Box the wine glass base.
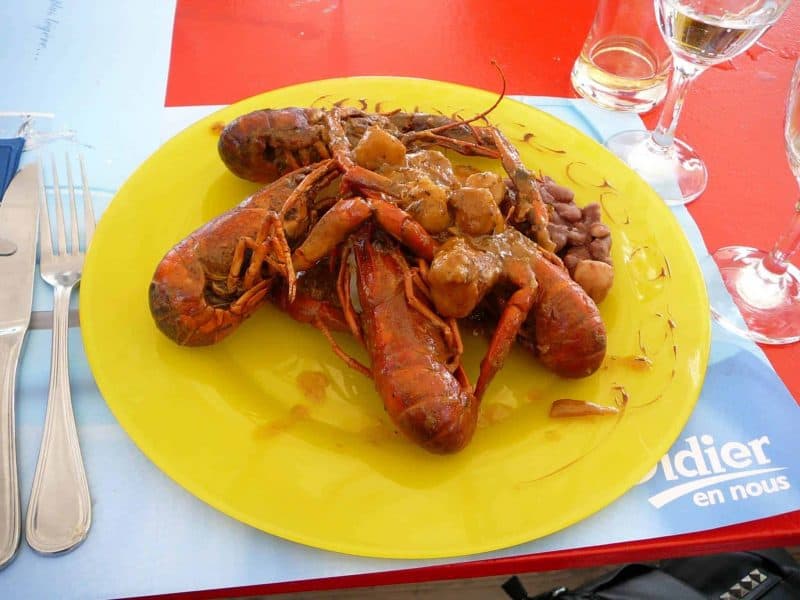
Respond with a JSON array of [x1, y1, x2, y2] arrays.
[[708, 245, 800, 345], [605, 130, 708, 206]]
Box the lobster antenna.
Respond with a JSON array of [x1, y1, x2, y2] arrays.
[[467, 59, 507, 125], [416, 60, 507, 137]]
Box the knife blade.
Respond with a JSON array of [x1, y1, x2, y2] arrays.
[[0, 163, 40, 569]]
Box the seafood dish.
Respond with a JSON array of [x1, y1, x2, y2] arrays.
[[148, 101, 615, 454]]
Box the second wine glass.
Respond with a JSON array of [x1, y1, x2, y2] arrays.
[[707, 58, 800, 345], [605, 0, 791, 206]]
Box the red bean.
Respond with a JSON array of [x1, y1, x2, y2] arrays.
[[555, 202, 582, 223], [543, 179, 575, 203], [567, 229, 588, 245], [589, 237, 611, 261], [589, 222, 610, 238]]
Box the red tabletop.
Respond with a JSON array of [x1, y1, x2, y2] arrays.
[[163, 0, 800, 594]]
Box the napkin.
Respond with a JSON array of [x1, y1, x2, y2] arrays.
[[0, 138, 25, 199]]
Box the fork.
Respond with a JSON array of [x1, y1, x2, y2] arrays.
[[25, 154, 94, 555]]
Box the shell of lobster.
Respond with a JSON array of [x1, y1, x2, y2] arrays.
[[217, 106, 499, 183], [344, 227, 478, 453]]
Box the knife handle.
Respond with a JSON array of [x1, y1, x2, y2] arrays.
[[0, 332, 23, 569], [26, 285, 91, 555]]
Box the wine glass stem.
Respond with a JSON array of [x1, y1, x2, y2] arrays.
[[651, 58, 706, 149], [762, 200, 800, 276]]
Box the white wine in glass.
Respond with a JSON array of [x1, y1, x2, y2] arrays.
[[606, 0, 791, 206], [709, 58, 800, 344]]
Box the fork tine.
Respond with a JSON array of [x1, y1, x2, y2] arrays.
[[37, 159, 53, 259], [79, 154, 95, 247], [65, 155, 80, 255], [50, 155, 67, 256]]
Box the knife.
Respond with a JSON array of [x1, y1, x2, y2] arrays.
[[0, 163, 40, 568]]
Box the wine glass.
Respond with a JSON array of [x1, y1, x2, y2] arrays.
[[708, 58, 800, 344], [605, 0, 791, 206]]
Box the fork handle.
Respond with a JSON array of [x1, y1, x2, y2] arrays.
[[26, 285, 91, 554], [0, 332, 23, 568]]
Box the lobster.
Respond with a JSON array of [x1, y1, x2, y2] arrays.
[[270, 226, 477, 454], [148, 170, 440, 347], [149, 161, 341, 345], [420, 227, 605, 397], [217, 105, 555, 252], [217, 106, 500, 184], [337, 226, 478, 454]]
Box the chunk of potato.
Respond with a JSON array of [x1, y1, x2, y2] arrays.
[[353, 125, 406, 170], [450, 187, 504, 236], [573, 259, 614, 304], [465, 171, 506, 205], [406, 177, 451, 234]]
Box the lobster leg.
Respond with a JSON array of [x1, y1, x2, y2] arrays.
[[341, 164, 405, 198], [278, 158, 338, 222], [292, 189, 438, 273], [314, 318, 373, 379], [259, 212, 295, 292], [225, 210, 297, 301], [271, 266, 351, 333], [490, 128, 555, 253], [400, 265, 457, 357], [287, 108, 441, 273], [335, 245, 361, 344], [366, 193, 438, 261], [322, 105, 454, 262], [474, 285, 536, 400], [400, 130, 500, 158], [228, 278, 272, 318], [278, 292, 349, 332], [322, 108, 356, 171], [273, 249, 371, 377], [340, 167, 439, 260], [292, 196, 372, 271]]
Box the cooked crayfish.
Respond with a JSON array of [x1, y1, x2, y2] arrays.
[[423, 227, 606, 387], [219, 105, 556, 252], [218, 106, 500, 183], [149, 161, 340, 345], [339, 227, 478, 453], [149, 100, 614, 453]]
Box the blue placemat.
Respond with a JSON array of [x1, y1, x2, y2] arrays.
[[1, 97, 798, 600]]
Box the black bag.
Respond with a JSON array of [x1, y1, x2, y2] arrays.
[[502, 548, 800, 600]]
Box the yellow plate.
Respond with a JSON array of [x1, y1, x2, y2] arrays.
[[80, 77, 710, 559]]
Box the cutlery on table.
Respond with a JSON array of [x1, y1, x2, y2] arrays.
[[0, 164, 41, 568], [25, 155, 94, 555]]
